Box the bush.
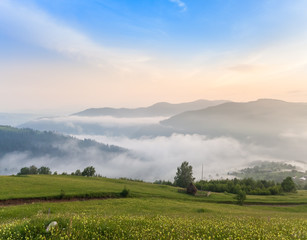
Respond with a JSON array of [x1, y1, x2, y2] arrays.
[[59, 189, 65, 199], [120, 187, 130, 198], [187, 183, 197, 195], [235, 190, 246, 206]]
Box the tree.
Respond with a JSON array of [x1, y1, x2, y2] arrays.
[[18, 167, 30, 175], [74, 169, 82, 176], [38, 166, 51, 175], [29, 165, 38, 174], [82, 166, 96, 177], [174, 161, 194, 188], [236, 190, 246, 205], [281, 176, 296, 192]]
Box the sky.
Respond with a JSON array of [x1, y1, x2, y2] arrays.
[[1, 0, 307, 113]]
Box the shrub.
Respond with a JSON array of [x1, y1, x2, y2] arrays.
[[120, 187, 130, 198], [235, 190, 246, 206], [59, 189, 65, 199], [187, 183, 197, 195]]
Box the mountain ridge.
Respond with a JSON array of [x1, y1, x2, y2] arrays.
[[160, 98, 307, 139], [73, 99, 229, 117]]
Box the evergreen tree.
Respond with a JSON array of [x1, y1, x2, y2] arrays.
[[174, 161, 194, 188]]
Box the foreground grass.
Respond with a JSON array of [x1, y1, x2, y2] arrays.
[[0, 175, 306, 239], [1, 214, 306, 240]]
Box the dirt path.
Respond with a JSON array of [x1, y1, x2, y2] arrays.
[[0, 196, 116, 207]]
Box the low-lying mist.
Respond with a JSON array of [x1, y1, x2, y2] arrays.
[[20, 115, 168, 136], [7, 111, 307, 181], [4, 99, 307, 182], [1, 131, 292, 181], [72, 133, 306, 181]]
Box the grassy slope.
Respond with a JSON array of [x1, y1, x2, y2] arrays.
[[1, 175, 307, 204], [0, 175, 306, 239], [0, 175, 306, 220]]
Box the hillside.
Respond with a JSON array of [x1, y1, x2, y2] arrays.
[[161, 99, 307, 137], [229, 161, 307, 186], [73, 99, 228, 117], [0, 126, 124, 157], [0, 126, 127, 175], [1, 175, 306, 204], [159, 99, 307, 165]]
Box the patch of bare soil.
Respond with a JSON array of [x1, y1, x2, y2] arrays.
[[0, 196, 115, 206]]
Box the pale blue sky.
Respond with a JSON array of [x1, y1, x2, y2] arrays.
[[0, 0, 307, 112]]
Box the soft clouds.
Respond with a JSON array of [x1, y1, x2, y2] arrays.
[[0, 0, 150, 67], [0, 132, 273, 181], [33, 115, 166, 127], [169, 0, 187, 12], [1, 130, 306, 181], [73, 134, 294, 181], [21, 115, 168, 136], [1, 0, 307, 112]]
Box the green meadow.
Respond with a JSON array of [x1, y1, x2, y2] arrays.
[[0, 175, 306, 239]]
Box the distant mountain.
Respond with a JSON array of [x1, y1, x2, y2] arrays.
[[161, 99, 307, 162], [19, 100, 228, 137], [161, 99, 307, 138], [0, 126, 127, 175], [73, 100, 229, 117]]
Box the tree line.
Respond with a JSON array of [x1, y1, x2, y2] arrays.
[[194, 177, 296, 195], [17, 165, 96, 177], [154, 161, 297, 195]]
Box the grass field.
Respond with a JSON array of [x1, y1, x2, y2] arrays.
[[0, 175, 306, 239]]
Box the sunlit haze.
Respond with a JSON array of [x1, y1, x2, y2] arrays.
[[1, 0, 307, 113]]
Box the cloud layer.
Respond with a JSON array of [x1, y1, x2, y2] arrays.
[[73, 133, 305, 181], [1, 129, 306, 181]]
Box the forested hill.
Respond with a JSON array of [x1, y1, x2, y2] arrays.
[[0, 126, 125, 158]]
